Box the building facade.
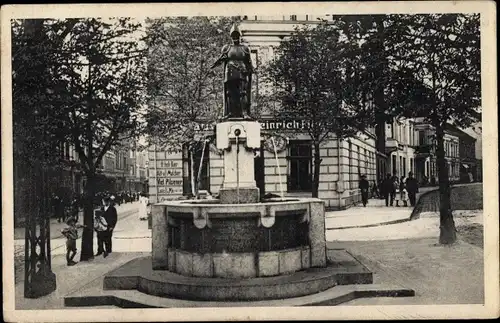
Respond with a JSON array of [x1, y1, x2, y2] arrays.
[[146, 16, 480, 208], [413, 119, 462, 185], [384, 118, 419, 181], [147, 16, 377, 210]]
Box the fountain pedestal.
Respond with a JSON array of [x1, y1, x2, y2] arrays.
[[216, 120, 260, 204]]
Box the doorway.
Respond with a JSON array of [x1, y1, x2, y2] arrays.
[[288, 141, 312, 192]]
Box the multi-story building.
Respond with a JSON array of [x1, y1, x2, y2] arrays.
[[413, 119, 462, 185], [446, 124, 479, 182], [461, 122, 482, 182], [96, 145, 148, 193], [148, 15, 377, 210], [384, 118, 419, 181], [15, 137, 148, 226]]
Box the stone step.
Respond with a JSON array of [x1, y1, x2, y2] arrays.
[[100, 255, 371, 301], [97, 248, 375, 302], [65, 283, 415, 308]]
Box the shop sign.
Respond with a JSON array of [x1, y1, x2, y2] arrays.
[[260, 119, 311, 131], [191, 120, 312, 132]]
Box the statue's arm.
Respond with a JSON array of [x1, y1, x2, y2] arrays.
[[211, 45, 230, 69], [243, 45, 254, 74]]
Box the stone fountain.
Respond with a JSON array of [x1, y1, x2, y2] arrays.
[[64, 23, 414, 308]]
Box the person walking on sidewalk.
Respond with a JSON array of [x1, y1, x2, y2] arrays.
[[102, 196, 118, 255], [405, 172, 419, 207], [61, 217, 86, 266], [381, 174, 395, 207], [371, 180, 379, 198], [359, 175, 370, 207], [94, 209, 108, 257], [138, 193, 149, 220], [52, 193, 64, 223]]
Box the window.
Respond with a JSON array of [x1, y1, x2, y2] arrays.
[[410, 158, 414, 175], [419, 130, 425, 145], [288, 141, 312, 192], [65, 142, 71, 159], [392, 155, 397, 176], [399, 156, 403, 176], [403, 157, 406, 177], [290, 15, 297, 21]]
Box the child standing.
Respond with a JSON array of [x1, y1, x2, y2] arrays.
[[61, 217, 86, 266]]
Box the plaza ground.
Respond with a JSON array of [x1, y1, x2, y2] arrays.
[[13, 188, 484, 309]]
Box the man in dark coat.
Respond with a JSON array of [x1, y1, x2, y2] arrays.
[[359, 174, 370, 207], [382, 173, 396, 207], [101, 196, 118, 256], [405, 172, 419, 207]]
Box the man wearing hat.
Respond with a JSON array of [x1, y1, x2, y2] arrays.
[[101, 196, 118, 256], [359, 174, 370, 207]]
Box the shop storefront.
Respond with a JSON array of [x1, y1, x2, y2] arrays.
[[148, 119, 377, 210]]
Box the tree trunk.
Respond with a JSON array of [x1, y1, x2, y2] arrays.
[[435, 125, 456, 244], [312, 143, 321, 198], [80, 170, 95, 261]]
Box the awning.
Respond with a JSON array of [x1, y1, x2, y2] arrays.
[[462, 164, 469, 169]]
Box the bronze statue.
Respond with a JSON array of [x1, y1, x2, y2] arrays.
[[211, 23, 254, 119]]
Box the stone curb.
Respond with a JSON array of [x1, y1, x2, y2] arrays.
[[326, 217, 411, 231]]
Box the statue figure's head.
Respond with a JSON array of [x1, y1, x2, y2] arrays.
[[230, 23, 241, 44]]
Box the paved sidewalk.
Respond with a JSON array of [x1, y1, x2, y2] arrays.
[[324, 185, 472, 230], [16, 236, 485, 309], [328, 238, 484, 305], [16, 251, 148, 309], [14, 202, 142, 284], [327, 210, 483, 241], [14, 201, 141, 241], [325, 199, 413, 230]]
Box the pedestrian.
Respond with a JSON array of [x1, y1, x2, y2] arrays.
[[110, 194, 116, 207], [61, 217, 86, 266], [101, 196, 118, 255], [69, 197, 79, 222], [396, 175, 407, 207], [381, 173, 395, 207], [390, 174, 399, 205], [138, 193, 149, 220], [371, 180, 379, 198], [405, 172, 419, 207], [51, 193, 60, 221], [94, 209, 109, 257], [359, 175, 370, 207]]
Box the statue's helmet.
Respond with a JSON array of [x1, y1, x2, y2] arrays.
[[230, 23, 241, 40]]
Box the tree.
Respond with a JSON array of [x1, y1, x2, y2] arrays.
[[145, 16, 234, 197], [263, 21, 375, 198], [12, 19, 82, 233], [384, 14, 481, 244], [13, 18, 148, 260]]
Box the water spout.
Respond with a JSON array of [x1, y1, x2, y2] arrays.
[[271, 137, 285, 201], [235, 132, 240, 204], [195, 138, 209, 199]]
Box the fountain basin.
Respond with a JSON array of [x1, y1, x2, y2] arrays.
[[152, 198, 327, 278]]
